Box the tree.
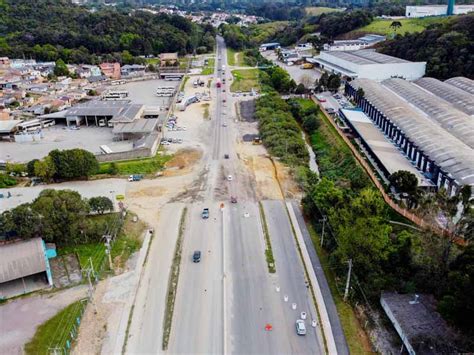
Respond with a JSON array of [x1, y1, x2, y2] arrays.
[[48, 149, 98, 180], [27, 159, 39, 176], [34, 156, 56, 182], [390, 21, 402, 31], [54, 59, 69, 77], [438, 245, 474, 332], [31, 189, 90, 245], [302, 114, 320, 133], [109, 162, 119, 175], [356, 87, 365, 98], [389, 170, 418, 194], [0, 203, 42, 239], [89, 196, 114, 215], [327, 74, 341, 92], [295, 83, 305, 95]]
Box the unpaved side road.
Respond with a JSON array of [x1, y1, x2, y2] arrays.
[[125, 203, 185, 354]]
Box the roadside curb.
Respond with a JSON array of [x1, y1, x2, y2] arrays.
[[286, 202, 338, 355]]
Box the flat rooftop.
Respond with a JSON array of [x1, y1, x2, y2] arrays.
[[341, 109, 433, 187]]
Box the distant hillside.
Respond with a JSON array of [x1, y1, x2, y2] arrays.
[[377, 13, 474, 79], [305, 6, 343, 16], [0, 0, 215, 64], [347, 16, 453, 37]]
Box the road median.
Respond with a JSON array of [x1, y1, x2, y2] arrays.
[[162, 207, 188, 350]]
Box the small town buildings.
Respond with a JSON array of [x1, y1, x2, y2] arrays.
[[324, 34, 386, 51], [99, 62, 121, 80], [259, 42, 281, 51], [121, 64, 146, 77]]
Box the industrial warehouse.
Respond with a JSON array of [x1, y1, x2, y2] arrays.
[[345, 77, 474, 196], [313, 49, 426, 81]]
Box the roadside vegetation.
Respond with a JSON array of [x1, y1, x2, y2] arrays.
[[0, 173, 17, 188], [258, 202, 276, 273], [230, 69, 260, 92], [201, 57, 215, 75], [97, 152, 171, 176], [226, 48, 245, 66], [24, 299, 87, 355]]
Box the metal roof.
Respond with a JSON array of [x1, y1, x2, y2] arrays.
[[66, 100, 143, 122], [444, 77, 474, 95], [414, 77, 474, 116], [112, 119, 158, 134], [382, 78, 474, 149], [0, 238, 46, 283], [325, 50, 410, 65], [0, 120, 20, 134], [351, 79, 474, 186]]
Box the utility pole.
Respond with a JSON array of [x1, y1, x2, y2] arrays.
[[320, 216, 327, 247], [104, 235, 113, 270], [344, 259, 353, 302]]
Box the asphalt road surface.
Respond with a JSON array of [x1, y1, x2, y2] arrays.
[[132, 36, 326, 355]]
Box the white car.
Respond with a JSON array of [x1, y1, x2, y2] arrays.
[[161, 141, 171, 145], [223, 123, 227, 127], [227, 175, 233, 181], [300, 312, 307, 320], [296, 320, 306, 336]]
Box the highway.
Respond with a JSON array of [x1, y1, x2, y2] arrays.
[[129, 36, 326, 355]]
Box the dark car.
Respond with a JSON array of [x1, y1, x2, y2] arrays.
[[231, 196, 237, 203], [224, 154, 229, 159], [193, 250, 201, 263]]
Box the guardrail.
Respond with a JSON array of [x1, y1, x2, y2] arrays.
[[314, 98, 466, 246]]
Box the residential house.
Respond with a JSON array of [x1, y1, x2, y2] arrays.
[[100, 62, 121, 80]]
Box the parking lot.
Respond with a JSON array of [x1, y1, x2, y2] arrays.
[[0, 125, 133, 163], [261, 51, 322, 85]]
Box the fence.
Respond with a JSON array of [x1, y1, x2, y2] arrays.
[[314, 98, 466, 246]]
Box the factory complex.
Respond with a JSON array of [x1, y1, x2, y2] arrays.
[[344, 76, 474, 196]]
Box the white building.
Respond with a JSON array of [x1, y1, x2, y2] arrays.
[[324, 34, 386, 51], [313, 50, 426, 81], [406, 5, 474, 17]]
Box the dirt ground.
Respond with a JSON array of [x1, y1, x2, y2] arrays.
[[163, 148, 203, 177]]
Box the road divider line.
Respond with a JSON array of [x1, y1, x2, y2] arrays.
[[161, 206, 188, 351], [286, 202, 337, 355], [258, 202, 276, 273]]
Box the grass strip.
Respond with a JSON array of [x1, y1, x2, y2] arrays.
[[258, 202, 276, 273], [162, 207, 187, 350], [25, 299, 86, 355], [306, 223, 373, 354], [97, 153, 172, 176]]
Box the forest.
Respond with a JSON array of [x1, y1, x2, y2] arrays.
[[377, 13, 474, 79], [0, 0, 216, 64]]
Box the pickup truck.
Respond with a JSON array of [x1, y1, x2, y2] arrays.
[[202, 208, 209, 219], [128, 174, 143, 182]]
